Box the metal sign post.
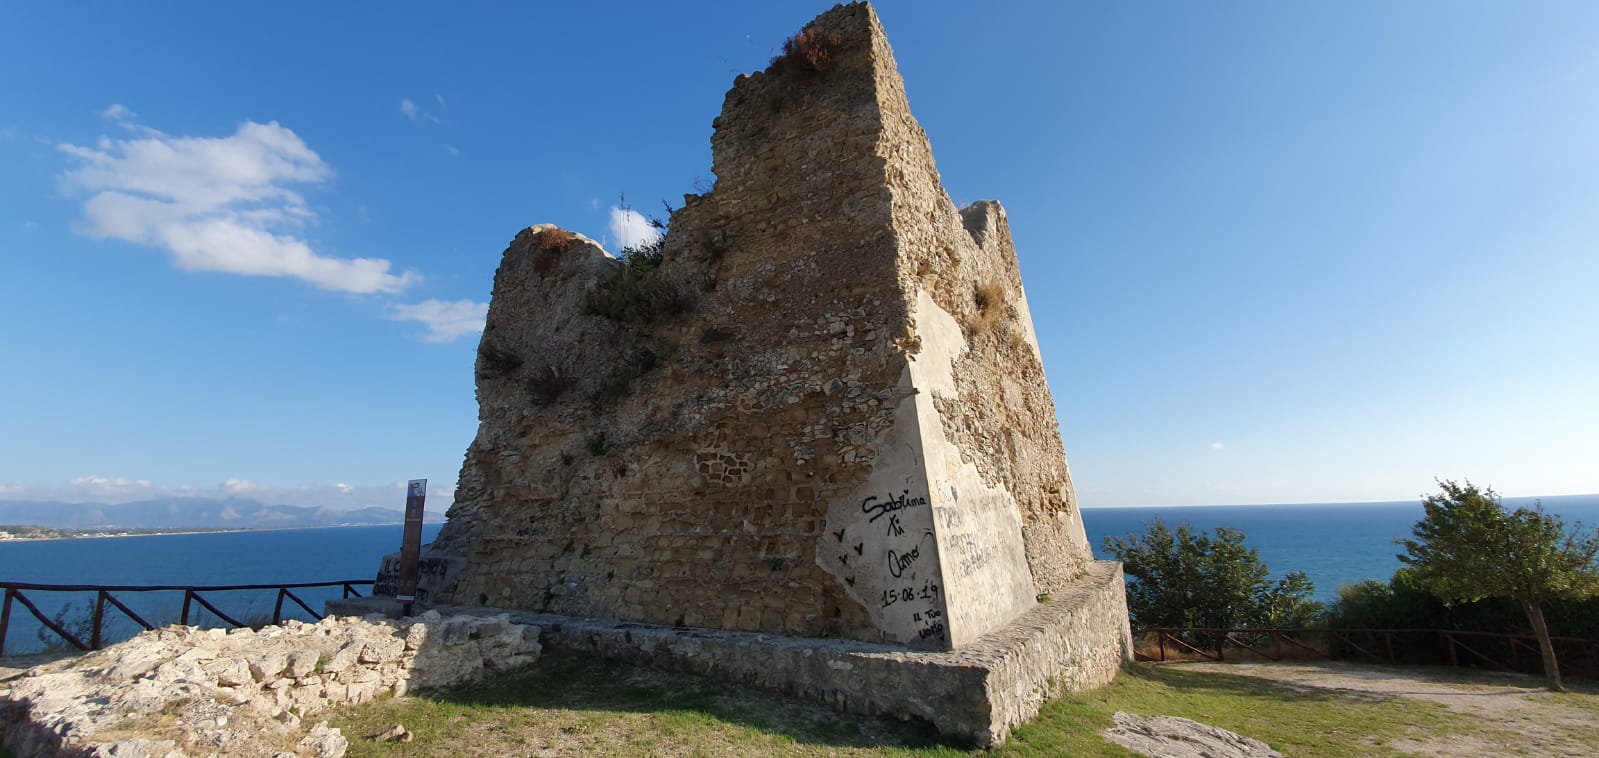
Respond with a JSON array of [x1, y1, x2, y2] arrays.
[[396, 479, 426, 612]]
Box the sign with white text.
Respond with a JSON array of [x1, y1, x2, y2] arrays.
[[395, 479, 427, 605]]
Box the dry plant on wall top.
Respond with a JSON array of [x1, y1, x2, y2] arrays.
[[538, 227, 577, 253], [773, 28, 846, 73]]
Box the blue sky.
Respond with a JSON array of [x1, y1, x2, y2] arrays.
[[2, 2, 1595, 509]]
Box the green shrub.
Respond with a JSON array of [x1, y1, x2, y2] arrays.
[[1104, 518, 1323, 636]]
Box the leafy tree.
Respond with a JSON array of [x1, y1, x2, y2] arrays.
[[1399, 480, 1599, 691], [1104, 518, 1323, 634]]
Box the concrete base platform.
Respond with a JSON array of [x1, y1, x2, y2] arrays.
[[366, 560, 1130, 746]]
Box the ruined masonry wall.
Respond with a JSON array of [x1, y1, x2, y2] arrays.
[[429, 1, 1100, 650], [1, 613, 542, 758]]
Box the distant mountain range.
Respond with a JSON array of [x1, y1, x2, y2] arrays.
[[0, 497, 446, 530]]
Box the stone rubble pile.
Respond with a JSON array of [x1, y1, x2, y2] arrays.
[[1, 611, 541, 757]]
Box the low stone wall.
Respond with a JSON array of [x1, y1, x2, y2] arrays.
[[473, 559, 1131, 746], [1, 612, 541, 758]]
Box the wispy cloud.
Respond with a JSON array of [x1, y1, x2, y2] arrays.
[[400, 97, 442, 123], [21, 220, 39, 232], [69, 475, 155, 498], [223, 478, 260, 494], [100, 103, 136, 121], [444, 145, 461, 157], [57, 109, 419, 294], [1210, 442, 1226, 451], [608, 206, 661, 252], [388, 298, 489, 343]]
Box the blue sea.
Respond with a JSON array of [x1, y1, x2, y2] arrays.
[[1081, 494, 1599, 603], [2, 495, 1596, 655], [0, 524, 443, 656]]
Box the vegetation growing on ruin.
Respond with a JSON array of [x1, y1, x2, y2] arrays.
[[969, 279, 1007, 335], [536, 227, 577, 254], [583, 212, 699, 323], [773, 28, 846, 73], [476, 343, 522, 379]]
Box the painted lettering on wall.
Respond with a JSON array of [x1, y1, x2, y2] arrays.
[[827, 487, 948, 645], [950, 533, 993, 578], [861, 490, 929, 523], [887, 545, 919, 578]]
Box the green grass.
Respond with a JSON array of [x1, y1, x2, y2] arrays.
[[328, 657, 1553, 757], [1009, 664, 1483, 757]]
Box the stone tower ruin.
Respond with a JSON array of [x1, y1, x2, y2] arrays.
[[412, 2, 1130, 742]]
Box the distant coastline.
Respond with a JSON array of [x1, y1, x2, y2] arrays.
[[0, 522, 410, 543], [1079, 493, 1599, 510]]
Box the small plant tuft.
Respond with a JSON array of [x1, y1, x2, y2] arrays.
[[970, 279, 1006, 334], [477, 343, 523, 379], [773, 28, 846, 73], [36, 601, 95, 652], [537, 227, 577, 254]]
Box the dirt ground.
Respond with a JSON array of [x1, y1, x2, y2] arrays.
[[1175, 661, 1599, 758]]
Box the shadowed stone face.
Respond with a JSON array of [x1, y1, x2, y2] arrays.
[[429, 1, 1101, 651]]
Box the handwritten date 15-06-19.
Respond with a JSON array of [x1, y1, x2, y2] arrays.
[[880, 580, 940, 609]]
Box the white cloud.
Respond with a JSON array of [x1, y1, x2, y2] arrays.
[[1210, 442, 1226, 451], [400, 97, 441, 123], [434, 94, 446, 107], [335, 482, 353, 494], [21, 220, 39, 232], [223, 478, 259, 494], [0, 482, 23, 495], [388, 298, 489, 343], [100, 103, 136, 121], [608, 206, 661, 252], [444, 145, 460, 157], [69, 475, 155, 497], [58, 113, 418, 294]]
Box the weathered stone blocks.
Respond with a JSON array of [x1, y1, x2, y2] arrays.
[[0, 613, 541, 758]]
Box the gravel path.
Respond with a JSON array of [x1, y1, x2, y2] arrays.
[[1175, 661, 1598, 757]]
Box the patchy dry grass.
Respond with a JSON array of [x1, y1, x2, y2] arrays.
[[324, 656, 1596, 757], [331, 655, 956, 757]]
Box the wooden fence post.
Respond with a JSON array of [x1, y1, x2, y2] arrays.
[[91, 590, 107, 649], [0, 587, 13, 657]]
